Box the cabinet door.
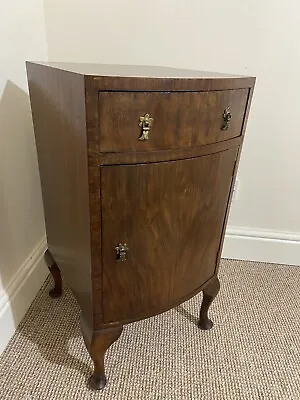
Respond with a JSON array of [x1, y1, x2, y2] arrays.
[[101, 148, 237, 323]]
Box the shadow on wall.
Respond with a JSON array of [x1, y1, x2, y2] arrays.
[[0, 80, 45, 334]]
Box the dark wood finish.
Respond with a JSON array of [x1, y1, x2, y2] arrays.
[[97, 136, 241, 166], [26, 63, 93, 327], [90, 74, 254, 92], [215, 86, 255, 275], [29, 62, 252, 79], [31, 62, 255, 91], [27, 61, 255, 390], [88, 328, 123, 390], [198, 276, 220, 330], [81, 315, 123, 390], [44, 249, 62, 298], [98, 90, 248, 152], [101, 149, 237, 324], [88, 327, 123, 390]]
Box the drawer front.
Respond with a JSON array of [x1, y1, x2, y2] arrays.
[[101, 148, 237, 323], [98, 89, 248, 152]]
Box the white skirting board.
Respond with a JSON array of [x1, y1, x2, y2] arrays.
[[0, 237, 48, 354], [222, 227, 300, 266]]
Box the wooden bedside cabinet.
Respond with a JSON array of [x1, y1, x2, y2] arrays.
[[26, 62, 255, 390]]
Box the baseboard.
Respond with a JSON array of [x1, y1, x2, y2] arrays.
[[0, 237, 48, 353], [222, 227, 300, 266]]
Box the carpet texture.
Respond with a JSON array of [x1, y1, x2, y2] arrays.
[[0, 259, 299, 400]]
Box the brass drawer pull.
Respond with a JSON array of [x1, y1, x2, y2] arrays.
[[138, 113, 153, 140], [221, 107, 232, 131], [115, 243, 129, 262]]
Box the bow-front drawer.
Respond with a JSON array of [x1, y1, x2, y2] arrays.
[[98, 89, 249, 153]]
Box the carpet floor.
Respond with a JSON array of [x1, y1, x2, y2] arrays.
[[0, 259, 299, 399]]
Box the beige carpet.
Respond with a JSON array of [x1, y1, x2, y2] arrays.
[[0, 259, 299, 400]]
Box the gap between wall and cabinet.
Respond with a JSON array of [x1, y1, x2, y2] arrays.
[[0, 236, 48, 353]]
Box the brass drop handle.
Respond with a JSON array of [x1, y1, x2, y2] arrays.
[[115, 243, 129, 262], [138, 113, 153, 140], [221, 107, 232, 130]]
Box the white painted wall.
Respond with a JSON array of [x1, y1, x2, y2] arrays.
[[0, 1, 48, 351], [43, 0, 300, 264]]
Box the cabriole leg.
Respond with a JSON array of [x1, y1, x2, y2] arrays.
[[83, 325, 123, 390], [44, 249, 62, 298], [198, 276, 220, 330]]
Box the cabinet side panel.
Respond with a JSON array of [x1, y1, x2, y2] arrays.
[[26, 64, 92, 325]]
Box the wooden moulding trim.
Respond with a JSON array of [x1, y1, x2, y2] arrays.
[[87, 75, 256, 92], [88, 136, 242, 166]]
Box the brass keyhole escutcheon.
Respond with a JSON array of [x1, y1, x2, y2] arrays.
[[221, 107, 232, 131], [138, 113, 153, 141], [115, 243, 129, 262]]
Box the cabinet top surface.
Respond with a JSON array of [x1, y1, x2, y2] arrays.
[[27, 62, 252, 80]]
